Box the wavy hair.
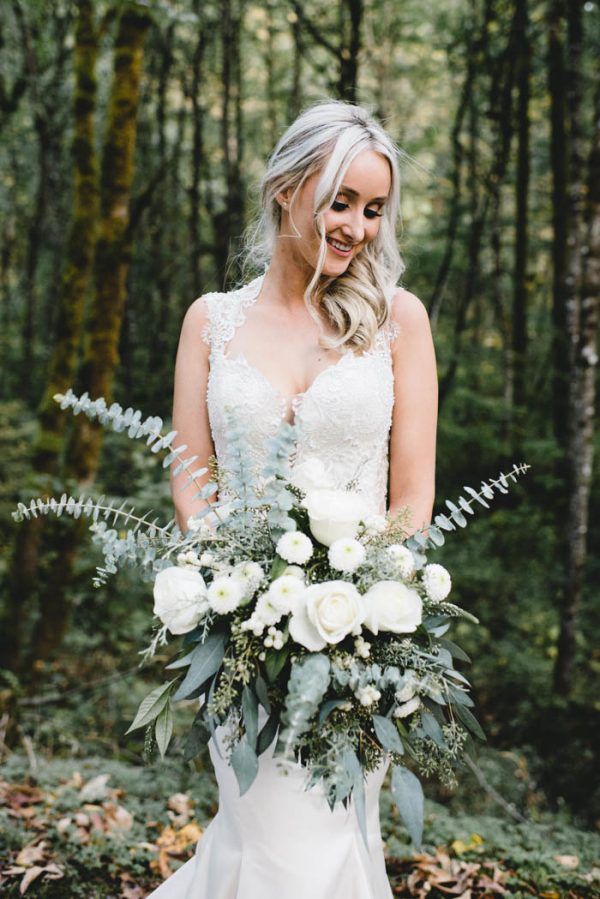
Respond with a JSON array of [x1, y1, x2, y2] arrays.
[[242, 100, 406, 351]]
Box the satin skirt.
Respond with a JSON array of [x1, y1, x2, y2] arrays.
[[147, 723, 393, 899]]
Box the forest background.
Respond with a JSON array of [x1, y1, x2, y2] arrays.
[[0, 0, 599, 896]]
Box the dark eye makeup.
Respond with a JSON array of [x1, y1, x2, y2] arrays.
[[331, 200, 383, 218]]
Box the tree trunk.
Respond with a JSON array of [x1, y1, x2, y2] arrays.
[[548, 0, 569, 450], [189, 4, 207, 297], [68, 1, 151, 483], [511, 0, 531, 418], [25, 1, 151, 668], [553, 0, 589, 696], [1, 0, 99, 672], [338, 0, 363, 102]]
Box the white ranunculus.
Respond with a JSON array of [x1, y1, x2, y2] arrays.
[[276, 530, 314, 565], [302, 489, 368, 547], [253, 592, 285, 627], [328, 537, 366, 573], [282, 564, 305, 580], [422, 563, 452, 603], [232, 561, 265, 600], [289, 581, 366, 651], [363, 581, 422, 636], [207, 576, 244, 614], [289, 457, 332, 494], [387, 544, 416, 579], [267, 575, 305, 615], [153, 566, 209, 635]]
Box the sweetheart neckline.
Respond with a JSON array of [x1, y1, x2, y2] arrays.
[[218, 350, 356, 406]]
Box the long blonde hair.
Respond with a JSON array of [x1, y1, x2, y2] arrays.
[[243, 100, 405, 351]]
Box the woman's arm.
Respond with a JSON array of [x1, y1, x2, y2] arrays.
[[169, 297, 215, 532], [388, 287, 438, 536]]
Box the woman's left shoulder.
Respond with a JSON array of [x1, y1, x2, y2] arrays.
[[388, 286, 431, 334]]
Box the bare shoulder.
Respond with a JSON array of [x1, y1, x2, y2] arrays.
[[389, 286, 431, 335]]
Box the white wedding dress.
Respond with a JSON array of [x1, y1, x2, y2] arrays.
[[148, 275, 397, 899]]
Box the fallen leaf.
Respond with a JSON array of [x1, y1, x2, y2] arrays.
[[103, 801, 134, 831], [79, 773, 111, 801], [15, 842, 47, 867], [554, 855, 579, 868]]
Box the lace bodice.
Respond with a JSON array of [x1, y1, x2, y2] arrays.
[[201, 275, 397, 514]]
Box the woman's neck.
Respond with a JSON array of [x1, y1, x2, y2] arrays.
[[260, 243, 315, 311]]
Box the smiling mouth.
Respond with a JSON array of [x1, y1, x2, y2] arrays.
[[326, 236, 354, 255]]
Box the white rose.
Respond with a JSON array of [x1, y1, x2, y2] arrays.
[[207, 576, 244, 614], [363, 581, 422, 636], [289, 457, 332, 493], [387, 544, 416, 579], [302, 489, 368, 547], [276, 530, 314, 565], [289, 580, 366, 651], [328, 537, 366, 573], [422, 563, 452, 603], [153, 566, 209, 634]]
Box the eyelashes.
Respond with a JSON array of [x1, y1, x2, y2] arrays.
[[331, 200, 383, 219]]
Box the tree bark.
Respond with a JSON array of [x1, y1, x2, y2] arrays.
[[25, 1, 151, 668], [553, 0, 590, 696], [511, 0, 531, 417], [1, 0, 99, 672]]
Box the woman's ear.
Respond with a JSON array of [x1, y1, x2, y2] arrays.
[[276, 189, 291, 211]]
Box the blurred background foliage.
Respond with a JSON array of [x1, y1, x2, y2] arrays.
[[0, 0, 599, 894]]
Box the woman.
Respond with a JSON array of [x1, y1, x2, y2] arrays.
[[150, 100, 437, 899]]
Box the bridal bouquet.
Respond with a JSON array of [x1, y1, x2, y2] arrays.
[[13, 390, 529, 847]]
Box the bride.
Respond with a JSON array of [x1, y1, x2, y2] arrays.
[[149, 100, 438, 899]]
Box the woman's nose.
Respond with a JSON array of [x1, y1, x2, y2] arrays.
[[341, 210, 364, 244]]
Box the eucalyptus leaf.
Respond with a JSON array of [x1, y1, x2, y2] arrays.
[[126, 681, 174, 734], [155, 701, 174, 759], [439, 638, 471, 663], [319, 698, 350, 724], [257, 710, 279, 755], [421, 711, 446, 747], [372, 715, 404, 754], [231, 736, 259, 796], [391, 766, 424, 849], [454, 703, 486, 741], [173, 632, 227, 701], [242, 685, 259, 749], [254, 675, 271, 713], [264, 645, 291, 684]]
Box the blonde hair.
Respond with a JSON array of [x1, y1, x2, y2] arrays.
[[243, 100, 406, 351]]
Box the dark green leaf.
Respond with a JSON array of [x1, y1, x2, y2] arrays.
[[372, 715, 404, 754], [155, 701, 174, 759], [257, 710, 279, 755], [126, 681, 174, 734], [242, 685, 259, 749], [173, 632, 227, 701], [421, 711, 446, 747], [454, 703, 486, 740], [254, 674, 271, 713], [439, 638, 471, 663], [319, 698, 349, 724], [264, 645, 290, 683]]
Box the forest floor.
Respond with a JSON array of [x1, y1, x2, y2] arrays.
[[0, 750, 598, 898]]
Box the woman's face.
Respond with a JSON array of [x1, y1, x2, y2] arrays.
[[279, 149, 392, 278]]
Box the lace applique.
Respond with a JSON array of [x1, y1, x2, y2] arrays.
[[202, 276, 397, 514]]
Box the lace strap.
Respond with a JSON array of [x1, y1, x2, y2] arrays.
[[201, 276, 264, 358]]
